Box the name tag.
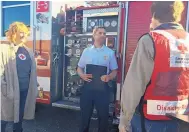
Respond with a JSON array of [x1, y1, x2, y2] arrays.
[[104, 55, 108, 60]]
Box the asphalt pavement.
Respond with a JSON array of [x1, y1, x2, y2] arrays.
[[6, 104, 99, 132]]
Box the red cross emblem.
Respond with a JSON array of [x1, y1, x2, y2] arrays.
[[177, 43, 188, 54], [18, 54, 26, 60]]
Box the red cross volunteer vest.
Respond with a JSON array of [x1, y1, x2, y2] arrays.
[[143, 30, 189, 120]]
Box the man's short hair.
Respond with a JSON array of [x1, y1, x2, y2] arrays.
[[92, 26, 106, 35], [151, 1, 185, 23]]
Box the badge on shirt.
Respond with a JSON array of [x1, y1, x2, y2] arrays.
[[104, 55, 108, 60], [18, 54, 26, 60]]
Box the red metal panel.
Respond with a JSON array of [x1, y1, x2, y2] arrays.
[[125, 2, 152, 73], [125, 1, 188, 74], [117, 4, 126, 84]]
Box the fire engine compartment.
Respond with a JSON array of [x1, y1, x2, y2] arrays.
[[51, 5, 119, 114], [49, 1, 189, 128]]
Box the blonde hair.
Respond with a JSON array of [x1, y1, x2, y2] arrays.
[[6, 22, 30, 43], [173, 1, 185, 23]]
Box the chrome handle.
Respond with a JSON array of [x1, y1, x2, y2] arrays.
[[32, 25, 40, 53], [121, 2, 129, 87], [116, 2, 122, 58]]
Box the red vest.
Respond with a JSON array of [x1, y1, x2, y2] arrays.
[[143, 30, 189, 120]]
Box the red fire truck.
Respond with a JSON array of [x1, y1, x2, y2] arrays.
[[1, 1, 188, 130]]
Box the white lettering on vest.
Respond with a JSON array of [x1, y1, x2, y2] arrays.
[[147, 99, 188, 115]]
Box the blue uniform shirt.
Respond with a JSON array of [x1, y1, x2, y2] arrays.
[[78, 45, 118, 74]]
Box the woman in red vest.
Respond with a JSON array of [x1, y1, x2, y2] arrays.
[[119, 1, 189, 132]]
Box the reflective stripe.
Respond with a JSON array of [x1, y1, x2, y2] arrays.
[[147, 99, 189, 115]]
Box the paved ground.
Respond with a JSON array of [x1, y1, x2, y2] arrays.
[[6, 104, 116, 132]]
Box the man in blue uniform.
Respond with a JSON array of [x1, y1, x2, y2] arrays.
[[77, 27, 118, 132]]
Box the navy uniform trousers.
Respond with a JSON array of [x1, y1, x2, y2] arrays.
[[79, 64, 110, 132]]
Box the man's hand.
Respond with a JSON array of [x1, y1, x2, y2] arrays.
[[119, 126, 130, 132], [60, 28, 65, 35], [119, 113, 131, 132], [101, 75, 110, 82], [77, 67, 92, 82], [119, 126, 126, 132], [80, 74, 93, 82]]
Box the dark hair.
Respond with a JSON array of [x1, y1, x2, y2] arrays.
[[93, 26, 106, 30], [151, 1, 184, 23], [93, 26, 106, 35]]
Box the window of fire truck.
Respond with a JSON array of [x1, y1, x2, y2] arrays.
[[2, 1, 30, 6], [0, 1, 32, 39]]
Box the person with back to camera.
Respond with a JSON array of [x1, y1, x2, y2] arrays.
[[119, 1, 189, 132]]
